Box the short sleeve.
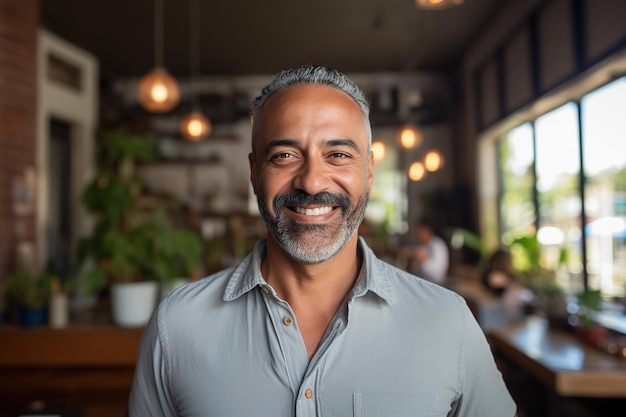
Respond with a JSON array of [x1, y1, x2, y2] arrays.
[[128, 305, 178, 417], [452, 302, 517, 417]]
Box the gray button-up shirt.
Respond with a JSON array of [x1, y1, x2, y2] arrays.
[[129, 238, 516, 417]]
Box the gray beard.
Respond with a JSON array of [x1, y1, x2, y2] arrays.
[[257, 190, 369, 264]]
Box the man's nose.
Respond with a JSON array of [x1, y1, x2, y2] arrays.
[[292, 158, 329, 195]]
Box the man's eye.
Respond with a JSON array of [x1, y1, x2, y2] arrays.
[[272, 152, 293, 159], [330, 152, 350, 159], [268, 152, 297, 163]]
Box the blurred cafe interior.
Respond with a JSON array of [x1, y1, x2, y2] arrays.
[[1, 0, 626, 416]]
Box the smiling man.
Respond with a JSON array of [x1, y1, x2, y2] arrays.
[[128, 65, 517, 417]]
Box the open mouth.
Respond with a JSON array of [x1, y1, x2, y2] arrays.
[[292, 206, 335, 216]]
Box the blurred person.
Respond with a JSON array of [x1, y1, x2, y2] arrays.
[[398, 217, 450, 285], [482, 249, 534, 322], [128, 65, 516, 417]]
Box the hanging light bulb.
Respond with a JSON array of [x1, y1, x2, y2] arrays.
[[424, 150, 444, 172], [180, 0, 211, 141], [398, 124, 422, 150], [138, 68, 180, 112], [408, 161, 426, 182], [415, 0, 465, 9], [138, 0, 180, 113], [371, 141, 387, 161], [181, 110, 211, 141]]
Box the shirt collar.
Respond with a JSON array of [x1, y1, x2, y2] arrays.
[[223, 237, 396, 305]]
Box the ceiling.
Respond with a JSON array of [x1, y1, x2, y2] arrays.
[[41, 0, 508, 82]]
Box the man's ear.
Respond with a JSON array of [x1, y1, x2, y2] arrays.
[[367, 150, 374, 193], [248, 152, 258, 195]]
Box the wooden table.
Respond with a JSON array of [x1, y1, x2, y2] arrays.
[[488, 315, 626, 417], [488, 316, 626, 398], [0, 324, 143, 417]]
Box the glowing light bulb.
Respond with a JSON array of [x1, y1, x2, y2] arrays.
[[424, 150, 444, 172], [150, 83, 168, 103], [409, 161, 426, 181], [372, 141, 386, 161], [398, 125, 422, 150]]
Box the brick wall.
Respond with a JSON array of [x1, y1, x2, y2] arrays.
[[0, 0, 39, 284]]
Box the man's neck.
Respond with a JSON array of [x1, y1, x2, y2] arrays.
[[261, 236, 361, 304], [261, 236, 362, 358]]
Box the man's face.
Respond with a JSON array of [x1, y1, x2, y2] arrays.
[[249, 84, 373, 264]]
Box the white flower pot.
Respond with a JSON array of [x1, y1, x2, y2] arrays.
[[111, 281, 159, 328]]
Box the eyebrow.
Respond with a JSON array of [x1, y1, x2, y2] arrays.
[[261, 139, 298, 158], [261, 138, 362, 157]]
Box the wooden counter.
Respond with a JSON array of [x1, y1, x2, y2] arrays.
[[0, 325, 143, 417], [488, 316, 626, 398]]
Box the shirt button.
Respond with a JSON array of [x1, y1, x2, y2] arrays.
[[304, 388, 313, 399], [261, 287, 269, 295], [283, 316, 293, 326]]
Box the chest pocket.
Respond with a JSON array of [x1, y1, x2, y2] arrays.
[[353, 393, 451, 417]]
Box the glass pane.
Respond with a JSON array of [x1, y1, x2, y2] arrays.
[[582, 77, 626, 298], [499, 123, 536, 239], [535, 102, 582, 293]]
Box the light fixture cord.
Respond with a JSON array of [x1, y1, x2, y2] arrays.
[[190, 0, 202, 110], [155, 0, 164, 67], [190, 0, 199, 77]]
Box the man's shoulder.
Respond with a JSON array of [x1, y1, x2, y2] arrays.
[[373, 257, 461, 303], [161, 267, 236, 310]]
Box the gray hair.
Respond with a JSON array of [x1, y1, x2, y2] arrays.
[[250, 65, 371, 150]]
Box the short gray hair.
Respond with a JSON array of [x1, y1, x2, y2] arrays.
[[250, 65, 371, 150]]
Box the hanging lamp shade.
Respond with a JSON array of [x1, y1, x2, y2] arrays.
[[137, 0, 180, 113], [180, 0, 211, 141], [416, 0, 464, 9], [181, 110, 212, 141], [138, 67, 180, 112]]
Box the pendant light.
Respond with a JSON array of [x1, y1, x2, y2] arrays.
[[180, 0, 211, 141], [397, 123, 422, 150], [408, 161, 426, 182], [424, 149, 444, 172], [415, 0, 465, 9], [138, 0, 180, 113]]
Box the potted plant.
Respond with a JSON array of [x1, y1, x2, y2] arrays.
[[146, 211, 203, 297], [5, 269, 52, 327], [77, 130, 203, 327], [574, 288, 607, 347], [508, 232, 571, 328]]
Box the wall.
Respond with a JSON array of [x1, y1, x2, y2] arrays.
[[0, 0, 39, 283]]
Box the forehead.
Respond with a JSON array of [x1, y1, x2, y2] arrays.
[[264, 84, 363, 122], [256, 84, 368, 143]]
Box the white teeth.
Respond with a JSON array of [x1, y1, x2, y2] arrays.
[[295, 206, 333, 216]]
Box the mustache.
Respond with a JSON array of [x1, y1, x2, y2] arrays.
[[274, 191, 350, 212]]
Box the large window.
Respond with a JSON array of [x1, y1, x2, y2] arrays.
[[499, 123, 535, 239], [535, 103, 583, 293], [496, 78, 626, 298], [581, 78, 626, 297]]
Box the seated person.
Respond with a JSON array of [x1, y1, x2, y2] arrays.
[[398, 218, 449, 285], [482, 249, 534, 322]]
